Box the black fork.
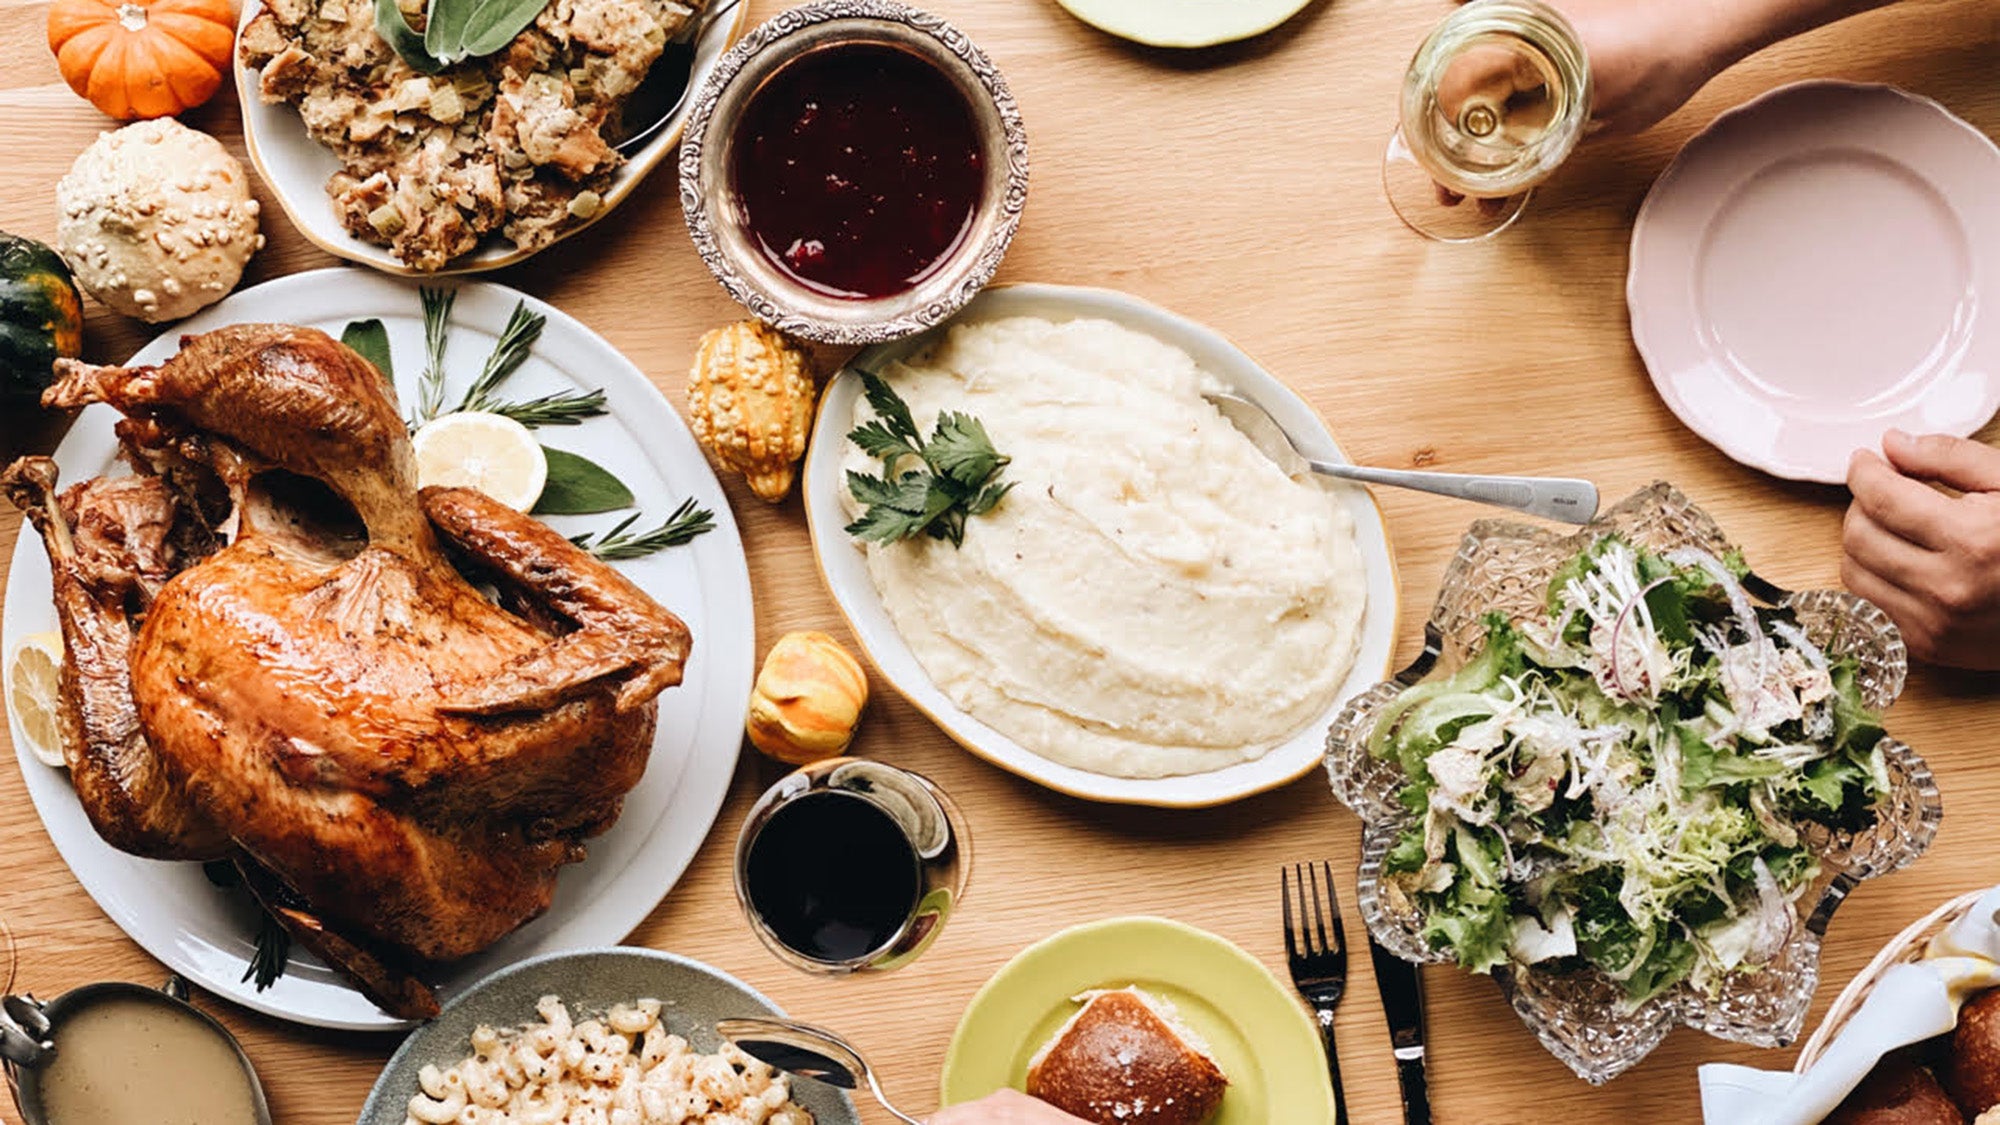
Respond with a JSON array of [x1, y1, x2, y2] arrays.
[[1284, 860, 1349, 1125]]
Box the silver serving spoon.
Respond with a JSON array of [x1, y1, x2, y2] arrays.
[[1204, 390, 1599, 524], [716, 1017, 923, 1125], [612, 0, 745, 155]]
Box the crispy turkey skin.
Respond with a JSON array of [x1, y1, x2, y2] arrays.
[[5, 324, 691, 1018]]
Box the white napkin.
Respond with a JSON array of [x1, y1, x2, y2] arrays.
[[1698, 885, 2000, 1125]]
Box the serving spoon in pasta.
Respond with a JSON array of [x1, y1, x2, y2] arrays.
[[717, 1017, 922, 1125]]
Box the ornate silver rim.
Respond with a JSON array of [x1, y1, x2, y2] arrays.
[[677, 0, 1031, 345]]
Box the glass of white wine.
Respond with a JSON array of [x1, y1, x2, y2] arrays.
[[1383, 0, 1592, 241]]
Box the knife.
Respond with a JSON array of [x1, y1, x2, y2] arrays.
[[1370, 937, 1432, 1125]]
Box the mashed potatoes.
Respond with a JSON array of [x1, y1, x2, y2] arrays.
[[842, 316, 1367, 779]]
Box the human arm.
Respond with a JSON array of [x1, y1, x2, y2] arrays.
[[1842, 431, 2000, 670], [926, 1090, 1091, 1124], [1454, 0, 1905, 136]]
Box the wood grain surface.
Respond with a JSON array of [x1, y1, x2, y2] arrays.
[[4, 1, 2000, 1122]]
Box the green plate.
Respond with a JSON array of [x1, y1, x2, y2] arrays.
[[1052, 0, 1317, 49], [939, 916, 1334, 1122]]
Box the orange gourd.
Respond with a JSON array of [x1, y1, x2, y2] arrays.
[[47, 0, 235, 121]]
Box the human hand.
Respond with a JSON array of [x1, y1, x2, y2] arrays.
[[1843, 430, 2000, 670], [926, 1089, 1089, 1124], [1443, 0, 1733, 140], [1424, 0, 1728, 210]]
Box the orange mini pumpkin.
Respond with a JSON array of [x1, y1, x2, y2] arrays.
[[48, 0, 235, 121]]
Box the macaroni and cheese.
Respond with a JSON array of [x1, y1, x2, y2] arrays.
[[406, 995, 815, 1125]]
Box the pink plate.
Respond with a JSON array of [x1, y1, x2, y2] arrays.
[[1629, 81, 2000, 483]]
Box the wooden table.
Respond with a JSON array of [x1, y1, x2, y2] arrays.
[[5, 0, 2000, 1121]]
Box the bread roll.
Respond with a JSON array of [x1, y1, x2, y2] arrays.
[[1947, 989, 2000, 1116], [1825, 1055, 1964, 1125], [1026, 987, 1227, 1125]]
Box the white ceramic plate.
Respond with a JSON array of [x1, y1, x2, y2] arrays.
[[234, 1, 748, 275], [1052, 0, 1316, 48], [1629, 81, 2000, 483], [358, 948, 859, 1124], [801, 283, 1399, 808], [1, 269, 755, 1030]]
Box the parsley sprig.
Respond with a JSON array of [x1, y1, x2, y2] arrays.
[[844, 369, 1012, 548]]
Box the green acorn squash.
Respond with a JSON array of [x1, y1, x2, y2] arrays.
[[0, 231, 84, 404]]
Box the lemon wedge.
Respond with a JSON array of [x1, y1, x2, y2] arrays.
[[411, 411, 547, 512], [7, 631, 67, 768]]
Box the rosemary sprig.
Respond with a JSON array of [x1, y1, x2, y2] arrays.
[[244, 909, 291, 991], [412, 286, 456, 426], [489, 388, 608, 427], [459, 302, 547, 414], [569, 498, 716, 560], [392, 292, 695, 559]]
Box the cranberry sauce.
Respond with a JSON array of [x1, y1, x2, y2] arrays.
[[730, 42, 984, 300]]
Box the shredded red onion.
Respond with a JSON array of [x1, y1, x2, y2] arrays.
[[1769, 619, 1826, 671], [1607, 576, 1672, 698], [1748, 856, 1794, 964], [1664, 546, 1775, 699]]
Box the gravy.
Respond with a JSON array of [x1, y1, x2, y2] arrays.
[[36, 994, 261, 1125]]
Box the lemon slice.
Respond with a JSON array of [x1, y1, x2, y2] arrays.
[[7, 631, 67, 768], [411, 411, 548, 511]]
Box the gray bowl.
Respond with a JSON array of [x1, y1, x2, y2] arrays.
[[358, 948, 860, 1124]]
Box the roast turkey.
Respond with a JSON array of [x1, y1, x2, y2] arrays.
[[3, 324, 691, 1018]]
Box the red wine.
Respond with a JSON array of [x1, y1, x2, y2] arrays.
[[728, 42, 983, 299], [743, 790, 922, 963]]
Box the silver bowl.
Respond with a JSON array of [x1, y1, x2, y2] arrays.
[[356, 948, 861, 1124], [1324, 482, 1943, 1084], [678, 0, 1030, 344], [4, 977, 273, 1125]]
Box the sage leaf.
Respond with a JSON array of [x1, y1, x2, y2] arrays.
[[422, 0, 475, 62], [534, 446, 634, 515], [374, 0, 445, 72], [453, 0, 556, 60], [340, 319, 395, 382]]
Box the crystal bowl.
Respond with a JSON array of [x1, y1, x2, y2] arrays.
[[1324, 482, 1942, 1084]]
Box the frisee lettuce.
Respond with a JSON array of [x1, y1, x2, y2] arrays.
[[1373, 535, 1887, 1005]]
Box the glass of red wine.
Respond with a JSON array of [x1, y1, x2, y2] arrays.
[[734, 758, 970, 974]]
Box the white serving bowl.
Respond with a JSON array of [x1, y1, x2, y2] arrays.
[[234, 0, 747, 275], [801, 282, 1401, 808]]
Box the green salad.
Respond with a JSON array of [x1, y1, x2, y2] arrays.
[[1371, 535, 1888, 1005]]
